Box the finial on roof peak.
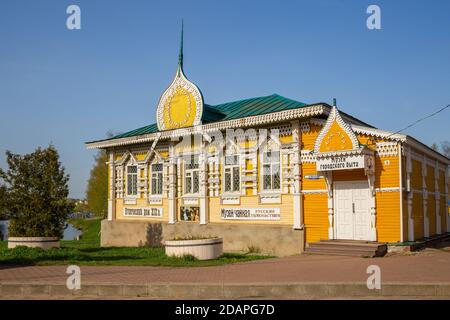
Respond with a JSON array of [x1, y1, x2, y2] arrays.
[[177, 20, 184, 75]]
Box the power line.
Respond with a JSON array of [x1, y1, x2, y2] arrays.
[[387, 103, 450, 137]]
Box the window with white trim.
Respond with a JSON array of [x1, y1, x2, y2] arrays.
[[126, 165, 138, 196], [184, 156, 200, 194], [151, 163, 163, 195], [261, 151, 281, 191], [224, 155, 240, 193]]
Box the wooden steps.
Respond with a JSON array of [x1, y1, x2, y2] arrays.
[[305, 240, 387, 257]]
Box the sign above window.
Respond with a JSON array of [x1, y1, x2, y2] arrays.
[[316, 154, 374, 172]]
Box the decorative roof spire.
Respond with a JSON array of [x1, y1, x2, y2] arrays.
[[333, 98, 337, 107], [177, 20, 184, 76]]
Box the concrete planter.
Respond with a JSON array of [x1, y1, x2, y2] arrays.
[[8, 237, 60, 250], [164, 237, 223, 260]]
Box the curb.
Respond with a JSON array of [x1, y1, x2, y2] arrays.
[[1, 282, 450, 299]]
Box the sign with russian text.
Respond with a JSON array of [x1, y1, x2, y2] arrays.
[[123, 207, 163, 218], [316, 155, 366, 171], [221, 208, 280, 220]]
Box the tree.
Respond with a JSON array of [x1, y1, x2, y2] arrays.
[[86, 132, 116, 218], [440, 141, 450, 158], [431, 143, 439, 151], [0, 146, 74, 238], [0, 184, 7, 220], [73, 200, 89, 213], [86, 150, 108, 218]]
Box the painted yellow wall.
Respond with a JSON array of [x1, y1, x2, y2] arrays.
[[376, 192, 401, 242], [402, 146, 449, 240], [301, 163, 327, 190], [303, 193, 328, 243], [411, 159, 422, 189], [333, 169, 366, 182], [439, 170, 448, 234], [375, 156, 400, 188], [301, 159, 329, 243], [428, 194, 436, 235], [401, 155, 409, 242], [412, 193, 424, 239], [301, 124, 321, 150]]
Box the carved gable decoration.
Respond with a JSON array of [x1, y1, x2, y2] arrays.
[[156, 69, 203, 131], [314, 106, 360, 154], [156, 25, 204, 131], [314, 106, 375, 175]]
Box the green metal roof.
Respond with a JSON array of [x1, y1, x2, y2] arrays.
[[210, 94, 307, 120], [94, 94, 309, 142], [110, 123, 159, 140]]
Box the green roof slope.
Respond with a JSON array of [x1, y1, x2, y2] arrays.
[[211, 94, 306, 120], [101, 94, 308, 141]]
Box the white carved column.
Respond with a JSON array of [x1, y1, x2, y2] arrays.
[[434, 161, 441, 234], [324, 171, 334, 239], [367, 169, 377, 241], [142, 164, 148, 199], [177, 157, 182, 199], [107, 150, 116, 221], [199, 140, 209, 225], [422, 156, 429, 238], [291, 120, 303, 229], [363, 152, 376, 241], [406, 147, 414, 241], [168, 143, 177, 224], [446, 167, 450, 232]]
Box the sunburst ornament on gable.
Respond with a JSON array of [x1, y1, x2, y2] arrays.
[[156, 22, 204, 131], [314, 99, 360, 154]]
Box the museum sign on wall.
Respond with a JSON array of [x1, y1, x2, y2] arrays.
[[221, 208, 281, 221], [123, 207, 163, 218], [316, 154, 374, 172]]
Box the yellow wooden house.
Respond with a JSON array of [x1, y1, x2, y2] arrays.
[[86, 31, 450, 256]]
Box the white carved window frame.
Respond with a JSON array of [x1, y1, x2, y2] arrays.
[[259, 141, 282, 195], [125, 161, 139, 200], [183, 154, 201, 196], [148, 159, 164, 204], [222, 153, 241, 196]]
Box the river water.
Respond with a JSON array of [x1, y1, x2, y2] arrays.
[[0, 220, 82, 241]]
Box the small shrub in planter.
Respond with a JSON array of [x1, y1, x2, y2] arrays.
[[165, 235, 223, 260], [0, 146, 74, 249]]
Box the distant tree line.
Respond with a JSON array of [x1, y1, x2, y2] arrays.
[[85, 131, 116, 218], [431, 141, 450, 158]]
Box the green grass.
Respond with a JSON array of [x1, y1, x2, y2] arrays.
[[0, 218, 270, 266]]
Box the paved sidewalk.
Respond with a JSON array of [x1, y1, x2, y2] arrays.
[[0, 249, 449, 299], [1, 248, 450, 285]]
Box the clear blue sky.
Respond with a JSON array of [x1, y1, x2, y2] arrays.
[[0, 0, 449, 198]]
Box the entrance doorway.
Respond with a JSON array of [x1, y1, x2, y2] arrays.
[[334, 180, 371, 241]]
